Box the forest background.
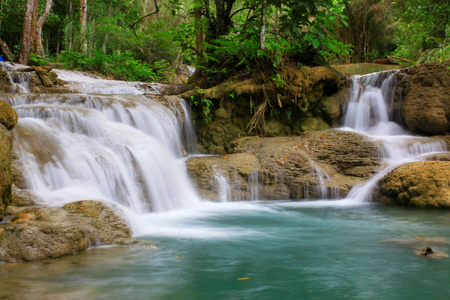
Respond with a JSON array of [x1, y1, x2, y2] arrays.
[[0, 0, 448, 83]]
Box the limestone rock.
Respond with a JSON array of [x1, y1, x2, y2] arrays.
[[0, 126, 13, 218], [0, 70, 13, 92], [0, 200, 132, 263], [374, 161, 450, 207], [0, 100, 18, 130], [187, 130, 383, 201], [397, 62, 450, 135]]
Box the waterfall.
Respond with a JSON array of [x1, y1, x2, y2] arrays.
[[341, 71, 447, 202], [2, 64, 202, 218]]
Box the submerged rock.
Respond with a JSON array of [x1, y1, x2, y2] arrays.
[[187, 130, 383, 201], [374, 161, 450, 207], [382, 237, 449, 259], [0, 200, 133, 263]]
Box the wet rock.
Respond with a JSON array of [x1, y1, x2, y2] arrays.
[[0, 125, 13, 218], [382, 237, 449, 259], [396, 62, 450, 135], [0, 71, 13, 92], [187, 130, 383, 201], [11, 185, 36, 207], [0, 200, 132, 263], [374, 161, 450, 207], [11, 160, 27, 189], [0, 100, 18, 130]]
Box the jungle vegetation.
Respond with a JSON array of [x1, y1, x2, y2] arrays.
[[0, 0, 448, 82]]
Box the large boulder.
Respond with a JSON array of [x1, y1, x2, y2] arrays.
[[374, 161, 450, 207], [0, 101, 17, 218], [0, 126, 13, 218], [0, 100, 18, 130], [0, 200, 133, 263], [396, 62, 450, 135], [187, 130, 383, 201]]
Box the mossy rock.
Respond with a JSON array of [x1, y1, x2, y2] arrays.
[[0, 100, 18, 130], [375, 161, 450, 208], [0, 126, 13, 218]]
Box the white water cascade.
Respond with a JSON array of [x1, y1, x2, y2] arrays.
[[342, 71, 448, 202], [1, 63, 202, 230]]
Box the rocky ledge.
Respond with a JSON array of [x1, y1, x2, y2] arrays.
[[187, 129, 384, 201], [0, 200, 134, 263]]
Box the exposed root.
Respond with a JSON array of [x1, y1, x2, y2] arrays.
[[245, 84, 272, 134]]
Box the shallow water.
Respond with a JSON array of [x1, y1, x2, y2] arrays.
[[1, 201, 449, 300]]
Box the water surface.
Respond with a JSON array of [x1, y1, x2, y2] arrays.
[[1, 201, 449, 299]]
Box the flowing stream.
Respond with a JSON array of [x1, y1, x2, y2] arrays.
[[1, 65, 449, 299]]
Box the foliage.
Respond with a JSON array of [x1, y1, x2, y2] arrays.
[[391, 0, 450, 63], [3, 0, 448, 84], [55, 50, 164, 81], [190, 89, 213, 122]]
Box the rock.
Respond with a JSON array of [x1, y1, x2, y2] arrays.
[[374, 161, 450, 207], [0, 200, 132, 263], [182, 64, 347, 153], [0, 100, 18, 130], [0, 125, 13, 218], [11, 185, 36, 207], [187, 130, 383, 201], [382, 237, 449, 259], [31, 66, 57, 87], [300, 116, 330, 132], [397, 62, 450, 135], [0, 70, 13, 92]]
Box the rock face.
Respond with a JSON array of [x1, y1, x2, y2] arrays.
[[396, 62, 450, 135], [187, 130, 383, 201], [0, 200, 132, 263], [374, 161, 450, 207], [0, 101, 18, 218], [182, 65, 348, 154]]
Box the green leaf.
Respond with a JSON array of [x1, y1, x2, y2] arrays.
[[313, 39, 320, 49]]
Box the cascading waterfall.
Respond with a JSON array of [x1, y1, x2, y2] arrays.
[[1, 63, 202, 225], [303, 159, 340, 200], [3, 61, 448, 221], [342, 71, 447, 202]]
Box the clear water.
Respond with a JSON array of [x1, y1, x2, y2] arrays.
[[1, 201, 449, 299]]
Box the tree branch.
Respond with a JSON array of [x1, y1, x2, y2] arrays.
[[230, 6, 253, 19], [130, 0, 159, 37]]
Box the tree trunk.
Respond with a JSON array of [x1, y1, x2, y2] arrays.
[[30, 0, 39, 51], [0, 38, 13, 61], [215, 0, 225, 38], [35, 0, 53, 56], [260, 0, 267, 51], [80, 0, 87, 53], [20, 0, 35, 64]]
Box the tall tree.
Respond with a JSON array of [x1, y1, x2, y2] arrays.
[[80, 0, 87, 53], [20, 0, 35, 64], [35, 0, 53, 55]]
